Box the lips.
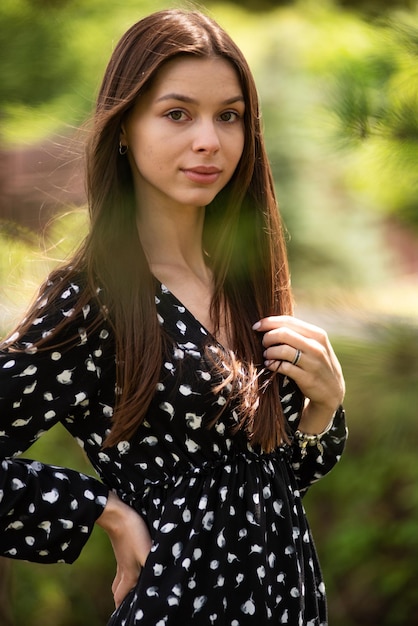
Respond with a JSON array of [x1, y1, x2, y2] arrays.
[[182, 166, 222, 184]]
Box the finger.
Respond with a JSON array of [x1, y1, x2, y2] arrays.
[[264, 344, 303, 367], [111, 569, 122, 597], [113, 570, 141, 609], [253, 316, 329, 343], [262, 329, 334, 371], [261, 326, 318, 355]]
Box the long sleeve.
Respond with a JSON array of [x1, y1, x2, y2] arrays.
[[290, 405, 347, 494], [280, 374, 347, 494], [0, 278, 110, 564]]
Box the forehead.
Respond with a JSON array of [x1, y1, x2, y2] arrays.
[[148, 55, 243, 97]]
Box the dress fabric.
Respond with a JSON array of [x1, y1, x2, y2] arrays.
[[0, 277, 347, 625]]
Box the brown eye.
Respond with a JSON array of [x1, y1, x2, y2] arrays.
[[167, 110, 186, 121], [219, 111, 239, 123]]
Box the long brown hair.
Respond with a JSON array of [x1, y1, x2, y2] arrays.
[[5, 9, 294, 452]]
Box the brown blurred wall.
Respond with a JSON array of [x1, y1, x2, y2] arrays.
[[0, 137, 85, 232]]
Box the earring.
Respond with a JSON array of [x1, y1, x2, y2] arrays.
[[119, 141, 128, 156]]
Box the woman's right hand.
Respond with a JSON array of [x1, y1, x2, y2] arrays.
[[96, 491, 152, 608]]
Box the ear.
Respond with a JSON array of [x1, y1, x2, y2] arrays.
[[119, 121, 128, 147]]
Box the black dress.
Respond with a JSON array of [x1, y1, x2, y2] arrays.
[[0, 277, 347, 625]]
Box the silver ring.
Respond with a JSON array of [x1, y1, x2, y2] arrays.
[[292, 348, 302, 366]]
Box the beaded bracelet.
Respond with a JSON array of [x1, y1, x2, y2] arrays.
[[294, 406, 343, 458]]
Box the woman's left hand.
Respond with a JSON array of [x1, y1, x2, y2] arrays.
[[253, 315, 345, 434]]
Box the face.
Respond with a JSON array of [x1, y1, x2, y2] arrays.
[[120, 56, 245, 216]]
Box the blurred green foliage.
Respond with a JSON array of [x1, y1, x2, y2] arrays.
[[0, 0, 169, 140], [0, 211, 88, 331], [305, 322, 418, 625], [1, 0, 417, 625], [327, 18, 418, 229], [0, 0, 80, 106], [202, 0, 417, 15]]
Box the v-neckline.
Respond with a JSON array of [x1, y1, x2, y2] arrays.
[[155, 278, 231, 354]]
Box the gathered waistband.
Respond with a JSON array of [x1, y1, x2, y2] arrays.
[[121, 445, 292, 508]]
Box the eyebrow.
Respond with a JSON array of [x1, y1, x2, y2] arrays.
[[155, 93, 245, 106]]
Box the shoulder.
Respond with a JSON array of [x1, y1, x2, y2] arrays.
[[3, 268, 110, 351]]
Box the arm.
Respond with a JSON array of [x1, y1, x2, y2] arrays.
[[0, 281, 109, 563], [290, 404, 347, 492], [0, 458, 108, 563], [254, 315, 348, 491], [96, 492, 152, 608]]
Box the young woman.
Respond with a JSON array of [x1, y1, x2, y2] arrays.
[[0, 9, 347, 625]]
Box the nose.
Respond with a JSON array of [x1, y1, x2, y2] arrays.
[[192, 119, 220, 154]]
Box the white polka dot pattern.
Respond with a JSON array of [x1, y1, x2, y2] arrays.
[[0, 276, 347, 624]]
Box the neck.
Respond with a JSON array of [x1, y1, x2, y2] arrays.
[[136, 205, 210, 282]]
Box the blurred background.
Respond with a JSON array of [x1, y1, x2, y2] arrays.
[[0, 0, 417, 624]]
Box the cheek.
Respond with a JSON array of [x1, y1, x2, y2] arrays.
[[129, 141, 157, 176], [231, 139, 244, 171]]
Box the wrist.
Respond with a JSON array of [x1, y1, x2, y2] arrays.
[[294, 405, 344, 458], [298, 399, 340, 435]]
